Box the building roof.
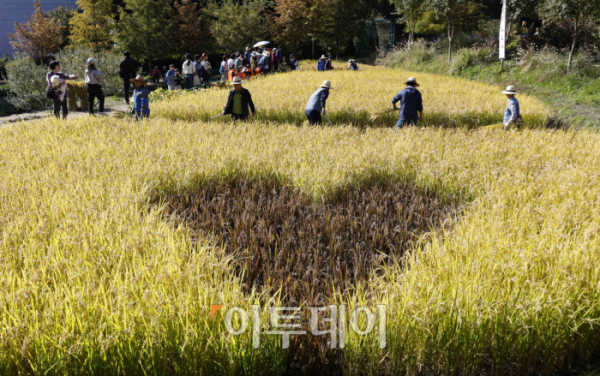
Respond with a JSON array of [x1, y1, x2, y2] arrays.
[[0, 0, 78, 58]]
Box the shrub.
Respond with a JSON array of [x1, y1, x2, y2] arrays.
[[54, 46, 130, 96], [5, 55, 51, 111]]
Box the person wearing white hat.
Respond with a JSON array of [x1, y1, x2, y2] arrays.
[[222, 76, 256, 122], [502, 85, 522, 130], [305, 80, 333, 125], [129, 75, 149, 119], [392, 77, 423, 128], [85, 58, 105, 115], [317, 55, 327, 71], [259, 51, 271, 74], [348, 59, 358, 71]]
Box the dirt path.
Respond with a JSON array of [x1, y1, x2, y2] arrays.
[[0, 104, 131, 128]]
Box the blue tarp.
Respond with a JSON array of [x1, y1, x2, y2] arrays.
[[0, 0, 78, 58]]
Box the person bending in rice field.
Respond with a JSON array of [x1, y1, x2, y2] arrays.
[[392, 77, 423, 129], [222, 76, 256, 122], [305, 80, 333, 125], [502, 85, 522, 131], [130, 75, 150, 119]]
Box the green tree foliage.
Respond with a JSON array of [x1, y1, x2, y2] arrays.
[[391, 0, 423, 43], [414, 11, 446, 36], [70, 0, 116, 51], [268, 0, 314, 54], [314, 0, 372, 58], [205, 0, 271, 53], [117, 0, 177, 69], [5, 56, 51, 110], [48, 6, 75, 50], [538, 0, 600, 74], [426, 0, 483, 62], [170, 0, 211, 55]]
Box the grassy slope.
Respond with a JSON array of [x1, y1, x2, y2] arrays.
[[378, 50, 600, 128]]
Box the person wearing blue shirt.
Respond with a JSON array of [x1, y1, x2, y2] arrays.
[[502, 85, 522, 130], [164, 64, 177, 91], [317, 55, 327, 71], [277, 46, 283, 62], [348, 59, 358, 71], [259, 51, 271, 73], [130, 75, 150, 119], [392, 77, 423, 128], [305, 80, 333, 125]]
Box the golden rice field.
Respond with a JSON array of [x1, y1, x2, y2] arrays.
[[1, 66, 599, 376], [151, 62, 551, 128]]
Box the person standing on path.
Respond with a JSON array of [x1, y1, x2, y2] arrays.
[[130, 75, 150, 119], [502, 85, 522, 131], [222, 76, 256, 122], [305, 80, 333, 125], [200, 53, 212, 84], [392, 77, 423, 128], [46, 60, 78, 119], [84, 58, 105, 115], [119, 51, 137, 104], [220, 55, 228, 82], [165, 64, 177, 91], [182, 54, 196, 90]]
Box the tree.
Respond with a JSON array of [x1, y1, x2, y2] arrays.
[[314, 0, 371, 58], [268, 0, 314, 55], [9, 0, 63, 62], [426, 0, 483, 62], [170, 0, 211, 55], [117, 0, 177, 70], [205, 0, 271, 52], [391, 0, 423, 44], [70, 0, 116, 51], [48, 6, 75, 49], [538, 0, 600, 74]]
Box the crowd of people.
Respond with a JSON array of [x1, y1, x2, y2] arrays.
[[44, 49, 521, 130]]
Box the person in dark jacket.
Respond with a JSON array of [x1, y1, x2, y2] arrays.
[[305, 80, 333, 125], [221, 76, 256, 122], [392, 77, 423, 128], [119, 51, 137, 104], [288, 54, 299, 71], [325, 55, 334, 70], [348, 59, 358, 71]]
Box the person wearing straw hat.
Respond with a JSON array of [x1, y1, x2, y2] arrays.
[[222, 76, 256, 122], [392, 77, 423, 128], [84, 58, 105, 115], [348, 59, 358, 71], [130, 75, 150, 119], [305, 80, 333, 125], [502, 85, 522, 130], [317, 55, 327, 71]]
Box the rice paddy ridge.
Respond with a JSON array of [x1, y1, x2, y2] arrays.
[[151, 62, 551, 128]]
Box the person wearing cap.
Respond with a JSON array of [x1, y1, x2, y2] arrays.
[[46, 60, 78, 119], [348, 59, 358, 71], [119, 51, 137, 104], [502, 85, 522, 130], [130, 75, 150, 119], [84, 58, 105, 115], [164, 64, 177, 91], [222, 76, 256, 122], [392, 77, 423, 128], [305, 80, 333, 125], [317, 55, 327, 71], [182, 53, 196, 90]]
